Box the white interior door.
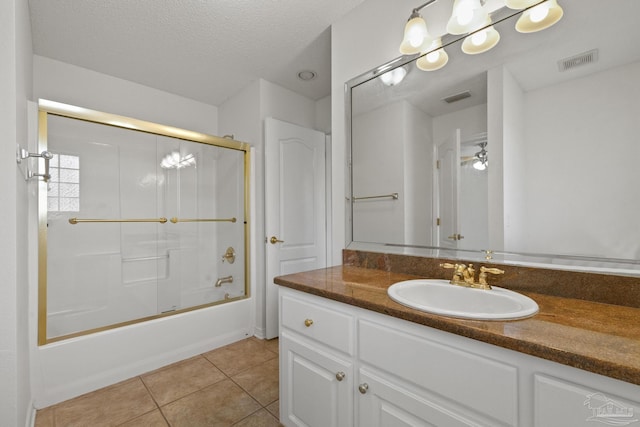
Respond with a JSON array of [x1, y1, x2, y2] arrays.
[[265, 118, 326, 339], [436, 129, 462, 249]]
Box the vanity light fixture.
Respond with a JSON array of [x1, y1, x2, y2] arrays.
[[447, 0, 486, 35], [399, 0, 437, 55], [399, 0, 563, 72], [416, 38, 449, 71], [461, 16, 500, 54], [507, 0, 564, 33], [380, 67, 408, 86]]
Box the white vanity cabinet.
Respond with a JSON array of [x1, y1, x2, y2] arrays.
[[279, 287, 640, 427], [356, 319, 518, 426], [279, 290, 355, 427]]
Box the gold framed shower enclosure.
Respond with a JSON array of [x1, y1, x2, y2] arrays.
[[37, 99, 251, 345]]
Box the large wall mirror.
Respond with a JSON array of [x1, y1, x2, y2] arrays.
[[347, 0, 640, 273]]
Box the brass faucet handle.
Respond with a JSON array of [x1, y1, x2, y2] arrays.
[[440, 263, 468, 285], [480, 267, 505, 275], [478, 266, 505, 288], [439, 262, 468, 271]]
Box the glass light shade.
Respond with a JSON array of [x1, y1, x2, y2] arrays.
[[399, 16, 429, 55], [505, 0, 541, 9], [446, 0, 486, 35], [462, 25, 500, 54], [380, 67, 407, 86], [515, 0, 563, 33], [473, 159, 487, 170], [416, 39, 449, 71]]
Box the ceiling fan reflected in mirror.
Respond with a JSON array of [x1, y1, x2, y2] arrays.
[[461, 141, 488, 170]]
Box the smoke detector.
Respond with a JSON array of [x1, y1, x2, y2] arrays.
[[297, 70, 317, 81]]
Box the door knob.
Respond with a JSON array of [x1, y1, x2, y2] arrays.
[[358, 383, 369, 394], [270, 236, 284, 244], [335, 372, 346, 381]]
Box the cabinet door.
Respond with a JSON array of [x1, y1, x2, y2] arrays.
[[534, 374, 640, 427], [280, 332, 353, 427], [358, 369, 483, 427]]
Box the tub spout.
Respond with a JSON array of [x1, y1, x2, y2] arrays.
[[215, 275, 233, 287]]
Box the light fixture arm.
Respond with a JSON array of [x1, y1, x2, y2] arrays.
[[411, 0, 438, 17]]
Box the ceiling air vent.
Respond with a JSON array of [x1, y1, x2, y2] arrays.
[[558, 49, 599, 72], [442, 90, 471, 104]]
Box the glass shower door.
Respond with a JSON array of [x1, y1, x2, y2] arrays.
[[157, 136, 246, 312], [40, 108, 248, 344]]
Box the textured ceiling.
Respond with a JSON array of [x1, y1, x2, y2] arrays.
[[27, 0, 367, 105]]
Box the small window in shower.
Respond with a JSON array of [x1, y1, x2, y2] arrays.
[[47, 153, 80, 212]]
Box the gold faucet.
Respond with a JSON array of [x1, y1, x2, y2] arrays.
[[440, 263, 504, 290]]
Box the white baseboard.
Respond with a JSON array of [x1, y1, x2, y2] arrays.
[[253, 325, 266, 340]]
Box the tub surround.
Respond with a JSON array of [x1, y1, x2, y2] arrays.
[[273, 250, 640, 386]]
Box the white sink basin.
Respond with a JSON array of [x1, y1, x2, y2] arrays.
[[387, 279, 538, 320]]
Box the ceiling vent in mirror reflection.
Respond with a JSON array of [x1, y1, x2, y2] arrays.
[[442, 90, 472, 103], [558, 49, 599, 72]]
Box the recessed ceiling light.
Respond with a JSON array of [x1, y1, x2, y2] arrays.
[[297, 70, 317, 81]]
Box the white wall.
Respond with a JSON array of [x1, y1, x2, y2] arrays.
[[432, 104, 487, 149], [500, 68, 526, 253], [315, 95, 332, 134], [352, 102, 406, 243], [519, 61, 640, 259], [219, 78, 318, 338], [404, 101, 434, 246], [487, 67, 506, 251], [1, 0, 33, 425], [352, 100, 432, 245], [34, 56, 219, 135]]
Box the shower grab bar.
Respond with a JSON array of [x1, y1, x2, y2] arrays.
[[170, 217, 237, 223], [353, 192, 399, 201], [68, 217, 168, 224]]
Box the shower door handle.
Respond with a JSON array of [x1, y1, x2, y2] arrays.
[[269, 236, 284, 244]]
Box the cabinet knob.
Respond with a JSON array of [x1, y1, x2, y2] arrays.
[[358, 383, 369, 394], [304, 319, 314, 327], [335, 371, 346, 381]]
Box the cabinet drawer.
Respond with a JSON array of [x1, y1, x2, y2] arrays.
[[281, 291, 354, 355], [359, 319, 518, 426]]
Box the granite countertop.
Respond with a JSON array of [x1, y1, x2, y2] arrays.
[[274, 265, 640, 386]]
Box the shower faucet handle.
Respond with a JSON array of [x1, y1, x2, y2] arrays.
[[221, 247, 236, 264]]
